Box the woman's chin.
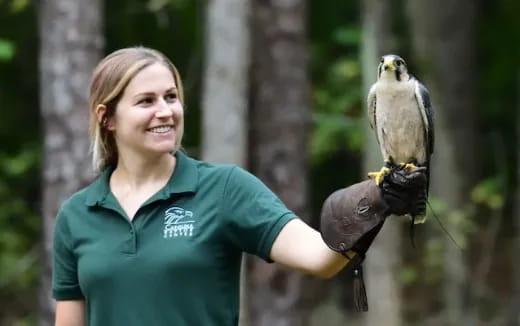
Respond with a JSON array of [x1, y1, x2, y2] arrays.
[[145, 142, 176, 156]]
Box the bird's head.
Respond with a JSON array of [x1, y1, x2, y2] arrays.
[[377, 54, 408, 82]]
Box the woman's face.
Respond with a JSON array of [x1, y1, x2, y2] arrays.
[[108, 63, 184, 159]]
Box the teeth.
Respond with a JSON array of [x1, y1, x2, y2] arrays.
[[148, 126, 172, 133]]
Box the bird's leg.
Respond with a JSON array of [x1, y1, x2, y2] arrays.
[[368, 160, 393, 185]]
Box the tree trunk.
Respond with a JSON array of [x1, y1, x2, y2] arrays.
[[201, 0, 250, 166], [38, 0, 103, 324], [406, 1, 479, 324], [248, 0, 311, 325], [360, 0, 402, 325], [200, 1, 250, 325]]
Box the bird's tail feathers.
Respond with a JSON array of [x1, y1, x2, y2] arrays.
[[412, 213, 427, 224]]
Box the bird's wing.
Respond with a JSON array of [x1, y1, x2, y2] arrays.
[[414, 79, 434, 197], [414, 79, 434, 156], [367, 84, 377, 133]]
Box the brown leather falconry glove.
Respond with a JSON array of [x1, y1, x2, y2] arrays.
[[320, 166, 427, 311]]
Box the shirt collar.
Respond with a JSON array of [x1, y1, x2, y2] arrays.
[[84, 150, 199, 207], [162, 150, 199, 197], [84, 166, 113, 207]]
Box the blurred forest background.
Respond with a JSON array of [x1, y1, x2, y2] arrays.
[[0, 0, 519, 325]]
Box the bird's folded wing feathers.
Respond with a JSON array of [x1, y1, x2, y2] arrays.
[[367, 84, 377, 132], [414, 80, 435, 155]]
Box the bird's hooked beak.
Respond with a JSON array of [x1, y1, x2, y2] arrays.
[[383, 58, 396, 71]]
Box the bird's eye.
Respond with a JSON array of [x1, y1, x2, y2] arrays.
[[380, 57, 385, 63], [396, 60, 402, 66]]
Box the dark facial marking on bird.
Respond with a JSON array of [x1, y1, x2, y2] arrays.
[[393, 57, 408, 81], [398, 59, 408, 75], [377, 56, 386, 79], [390, 55, 405, 64], [379, 55, 410, 81], [395, 69, 401, 81]]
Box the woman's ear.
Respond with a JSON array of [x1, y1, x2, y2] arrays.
[[95, 104, 115, 130]]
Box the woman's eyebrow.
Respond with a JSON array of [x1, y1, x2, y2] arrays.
[[132, 87, 177, 99]]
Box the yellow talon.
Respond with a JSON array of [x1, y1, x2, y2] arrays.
[[400, 162, 417, 169], [368, 166, 390, 185]]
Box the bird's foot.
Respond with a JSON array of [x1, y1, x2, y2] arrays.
[[368, 166, 390, 185], [400, 162, 417, 170]]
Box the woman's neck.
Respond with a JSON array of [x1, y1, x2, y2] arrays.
[[111, 151, 176, 190]]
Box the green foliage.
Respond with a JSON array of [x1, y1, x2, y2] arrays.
[[146, 0, 188, 11], [0, 149, 37, 177], [333, 25, 361, 46], [146, 0, 170, 11], [422, 237, 444, 282], [0, 148, 40, 286], [399, 264, 418, 285], [13, 316, 35, 326], [471, 177, 505, 211], [0, 38, 16, 61], [310, 32, 363, 165], [311, 113, 362, 161], [307, 2, 363, 220], [478, 0, 520, 193], [0, 149, 40, 324], [402, 176, 505, 295], [0, 1, 39, 323], [9, 0, 29, 13]]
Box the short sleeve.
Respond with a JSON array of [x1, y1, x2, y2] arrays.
[[221, 166, 296, 261], [52, 209, 84, 300]]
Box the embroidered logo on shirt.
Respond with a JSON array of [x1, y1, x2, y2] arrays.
[[163, 206, 195, 238]]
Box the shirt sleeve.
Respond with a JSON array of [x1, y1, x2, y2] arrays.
[[52, 208, 84, 300], [221, 166, 296, 262]]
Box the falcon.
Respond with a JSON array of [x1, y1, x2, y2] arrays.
[[367, 54, 434, 224]]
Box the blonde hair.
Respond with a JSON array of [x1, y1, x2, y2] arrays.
[[88, 46, 185, 171]]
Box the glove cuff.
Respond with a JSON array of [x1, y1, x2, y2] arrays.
[[320, 180, 389, 254]]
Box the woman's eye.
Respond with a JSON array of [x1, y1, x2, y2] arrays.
[[165, 93, 178, 102], [138, 97, 154, 105]]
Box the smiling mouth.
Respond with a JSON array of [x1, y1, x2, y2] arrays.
[[147, 125, 174, 134]]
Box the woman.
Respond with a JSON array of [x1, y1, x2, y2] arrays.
[[53, 47, 425, 325]]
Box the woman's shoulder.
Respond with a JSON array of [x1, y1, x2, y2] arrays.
[[177, 151, 263, 191], [187, 155, 240, 178], [197, 160, 257, 183], [57, 173, 107, 218], [60, 186, 91, 209]]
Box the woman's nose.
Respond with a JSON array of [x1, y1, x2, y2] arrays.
[[155, 99, 173, 117]]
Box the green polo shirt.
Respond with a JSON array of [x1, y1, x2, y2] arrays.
[[52, 151, 296, 326]]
